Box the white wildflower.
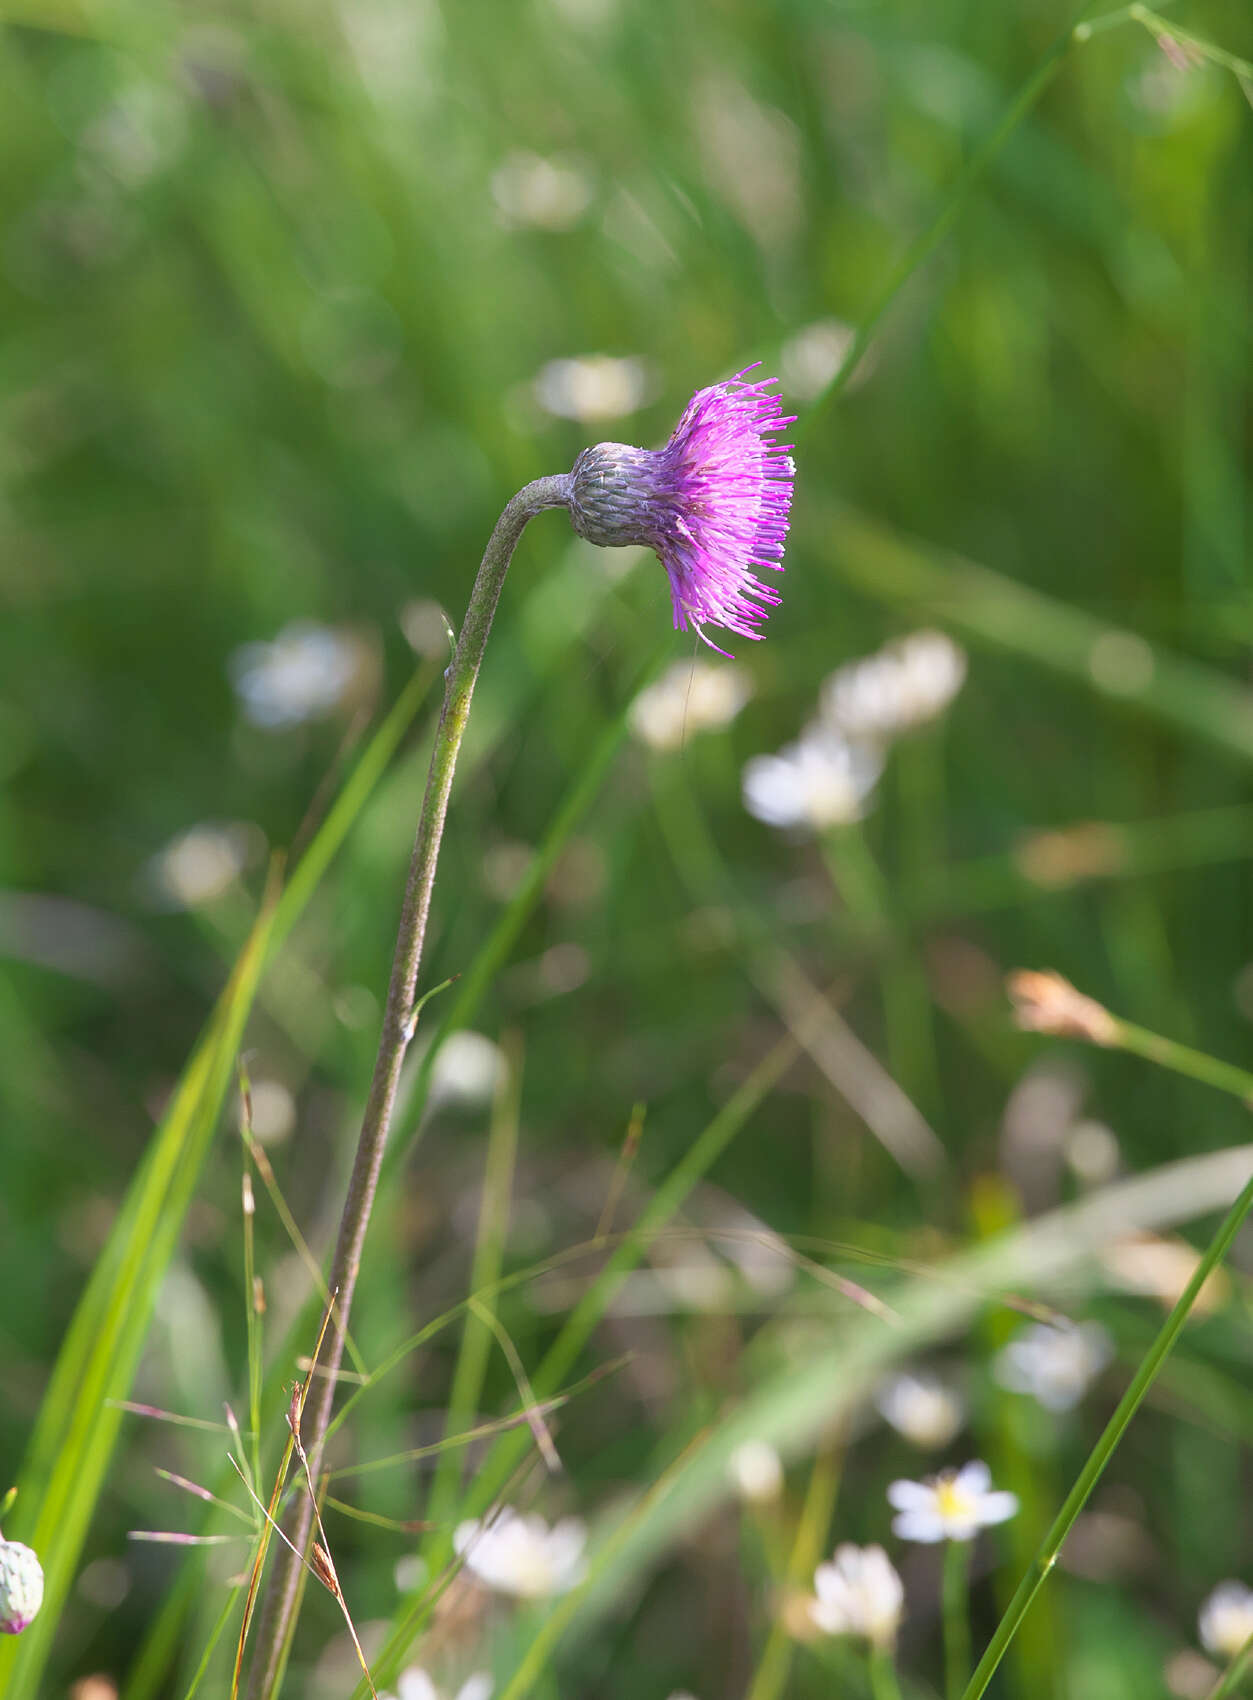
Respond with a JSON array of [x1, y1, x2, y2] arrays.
[[230, 620, 358, 729], [491, 151, 593, 230], [533, 355, 650, 423], [780, 319, 858, 401], [1101, 1232, 1229, 1316], [149, 820, 259, 908], [428, 1031, 506, 1109], [820, 631, 966, 744], [453, 1509, 587, 1599], [993, 1321, 1113, 1413], [887, 1461, 1018, 1544], [245, 1078, 296, 1146], [1199, 1581, 1253, 1661], [875, 1372, 966, 1450], [728, 1440, 784, 1504], [384, 1671, 492, 1700], [809, 1543, 904, 1647], [629, 660, 753, 751], [400, 598, 454, 659], [742, 730, 882, 833]]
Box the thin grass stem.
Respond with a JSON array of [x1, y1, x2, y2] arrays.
[[1205, 1630, 1253, 1700], [1127, 5, 1253, 81], [801, 0, 1103, 437], [425, 1033, 523, 1527], [821, 823, 939, 1109], [869, 1645, 905, 1700], [1109, 1017, 1253, 1104], [960, 1159, 1253, 1699], [744, 1447, 841, 1700], [943, 1539, 972, 1700]]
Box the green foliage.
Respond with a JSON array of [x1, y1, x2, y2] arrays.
[[1, 0, 1251, 1695]]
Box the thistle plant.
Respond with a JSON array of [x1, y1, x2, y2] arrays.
[[245, 369, 795, 1695]]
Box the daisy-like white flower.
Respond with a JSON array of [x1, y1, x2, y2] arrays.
[[453, 1509, 587, 1599], [875, 1372, 966, 1450], [536, 354, 650, 423], [567, 366, 795, 655], [383, 1671, 492, 1700], [728, 1439, 784, 1504], [809, 1543, 904, 1647], [1198, 1581, 1253, 1660], [820, 630, 966, 744], [148, 820, 260, 908], [0, 1539, 44, 1635], [229, 619, 358, 729], [993, 1321, 1114, 1414], [887, 1462, 1018, 1544], [742, 729, 882, 833], [427, 1030, 506, 1109], [629, 658, 753, 751]]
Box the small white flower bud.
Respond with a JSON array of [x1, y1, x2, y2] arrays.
[[0, 1539, 44, 1634]]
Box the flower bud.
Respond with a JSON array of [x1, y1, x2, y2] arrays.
[[0, 1539, 44, 1634], [568, 442, 667, 549]]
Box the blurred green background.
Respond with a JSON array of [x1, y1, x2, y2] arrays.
[[1, 0, 1251, 1694]]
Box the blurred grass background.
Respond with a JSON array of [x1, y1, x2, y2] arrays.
[[0, 0, 1251, 1694]]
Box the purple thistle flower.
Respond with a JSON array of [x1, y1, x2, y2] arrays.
[[567, 366, 796, 656]]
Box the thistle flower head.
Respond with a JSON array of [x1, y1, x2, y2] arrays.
[[0, 1539, 44, 1635], [568, 366, 795, 656]]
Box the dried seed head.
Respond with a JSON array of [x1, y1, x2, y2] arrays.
[[1007, 970, 1118, 1046], [311, 1541, 340, 1597]]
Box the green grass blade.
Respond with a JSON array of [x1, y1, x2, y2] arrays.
[[359, 1025, 804, 1696], [827, 503, 1253, 765], [0, 886, 279, 1699], [424, 1034, 523, 1532], [962, 1160, 1253, 1698], [484, 1142, 1253, 1698], [3, 670, 436, 1700]]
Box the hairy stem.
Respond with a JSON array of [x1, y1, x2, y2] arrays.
[[244, 474, 571, 1700]]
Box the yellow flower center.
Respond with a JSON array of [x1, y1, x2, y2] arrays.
[[934, 1475, 976, 1523]]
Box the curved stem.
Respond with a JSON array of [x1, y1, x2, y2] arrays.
[[244, 474, 571, 1700]]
